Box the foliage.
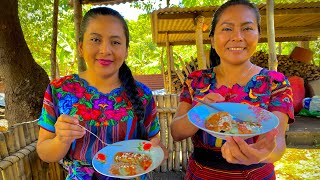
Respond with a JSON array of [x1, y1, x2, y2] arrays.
[[19, 0, 319, 78]]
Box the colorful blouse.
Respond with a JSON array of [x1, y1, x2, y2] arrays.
[[180, 68, 294, 174], [38, 74, 160, 180]]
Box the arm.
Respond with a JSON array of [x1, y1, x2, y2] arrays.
[[170, 102, 198, 141], [37, 115, 85, 162], [171, 93, 226, 141]]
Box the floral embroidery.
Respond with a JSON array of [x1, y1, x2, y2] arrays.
[[51, 75, 150, 127]]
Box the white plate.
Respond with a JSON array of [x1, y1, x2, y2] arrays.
[[92, 139, 164, 179], [188, 102, 279, 140]]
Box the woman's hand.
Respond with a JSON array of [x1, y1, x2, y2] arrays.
[[150, 136, 169, 162], [54, 114, 86, 145], [221, 128, 278, 165], [197, 92, 225, 105]]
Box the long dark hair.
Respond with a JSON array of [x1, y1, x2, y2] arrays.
[[209, 0, 261, 67], [80, 7, 146, 139]]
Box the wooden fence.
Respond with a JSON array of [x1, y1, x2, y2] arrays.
[[0, 121, 67, 180], [0, 94, 190, 179]]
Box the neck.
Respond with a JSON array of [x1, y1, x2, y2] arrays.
[[79, 71, 121, 93]]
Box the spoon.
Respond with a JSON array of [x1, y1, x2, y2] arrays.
[[193, 98, 246, 123], [77, 124, 122, 146]]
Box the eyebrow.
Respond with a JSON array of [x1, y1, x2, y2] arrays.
[[220, 21, 255, 26], [89, 33, 122, 39]]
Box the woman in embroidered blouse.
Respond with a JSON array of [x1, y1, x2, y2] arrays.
[[37, 7, 167, 180], [171, 0, 294, 179]]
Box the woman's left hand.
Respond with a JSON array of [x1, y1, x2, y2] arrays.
[[150, 137, 169, 162], [221, 128, 278, 165]]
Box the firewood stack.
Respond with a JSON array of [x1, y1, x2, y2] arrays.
[[251, 51, 320, 81]]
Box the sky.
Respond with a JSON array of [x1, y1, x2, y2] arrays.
[[108, 0, 181, 21]]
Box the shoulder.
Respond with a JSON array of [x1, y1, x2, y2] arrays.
[[260, 68, 288, 83], [188, 68, 214, 79], [135, 81, 153, 96], [49, 74, 76, 88]]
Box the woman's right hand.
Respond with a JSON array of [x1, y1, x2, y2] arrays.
[[197, 92, 225, 105], [54, 114, 86, 145]]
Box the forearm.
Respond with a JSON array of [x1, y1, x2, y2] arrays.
[[37, 137, 71, 162], [171, 113, 198, 141]]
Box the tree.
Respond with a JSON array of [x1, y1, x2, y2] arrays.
[[0, 0, 49, 124]]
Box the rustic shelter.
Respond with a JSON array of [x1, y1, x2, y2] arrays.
[[150, 1, 320, 92]]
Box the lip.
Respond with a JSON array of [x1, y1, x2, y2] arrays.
[[97, 59, 113, 66]]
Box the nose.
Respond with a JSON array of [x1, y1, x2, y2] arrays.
[[99, 42, 111, 54], [231, 29, 243, 42]]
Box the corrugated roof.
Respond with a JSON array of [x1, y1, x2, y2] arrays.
[[151, 1, 320, 46], [81, 0, 140, 5], [134, 74, 164, 90]]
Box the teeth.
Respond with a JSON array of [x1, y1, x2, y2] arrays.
[[229, 48, 244, 50]]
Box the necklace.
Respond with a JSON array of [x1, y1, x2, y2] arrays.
[[219, 63, 254, 88]]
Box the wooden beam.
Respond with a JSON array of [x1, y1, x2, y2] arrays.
[[267, 0, 278, 71], [195, 15, 206, 69], [157, 11, 213, 20], [166, 33, 172, 93]]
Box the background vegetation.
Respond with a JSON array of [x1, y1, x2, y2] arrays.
[[18, 0, 320, 77]]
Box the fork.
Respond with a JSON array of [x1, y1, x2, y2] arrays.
[[193, 98, 246, 123], [76, 124, 122, 146]]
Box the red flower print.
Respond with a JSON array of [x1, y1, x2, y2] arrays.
[[51, 75, 73, 88], [84, 93, 92, 100], [75, 104, 102, 121], [62, 82, 86, 98], [104, 107, 128, 122], [115, 96, 123, 103], [143, 143, 152, 151], [96, 153, 106, 163]]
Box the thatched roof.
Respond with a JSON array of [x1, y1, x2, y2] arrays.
[[151, 1, 320, 46]]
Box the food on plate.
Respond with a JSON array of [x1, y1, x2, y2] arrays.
[[205, 112, 262, 134], [109, 152, 152, 176]]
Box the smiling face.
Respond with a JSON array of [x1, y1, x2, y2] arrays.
[[79, 15, 128, 79], [211, 4, 259, 65]]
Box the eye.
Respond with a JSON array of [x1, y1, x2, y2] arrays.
[[90, 38, 100, 43], [243, 27, 254, 31], [222, 27, 232, 31], [112, 41, 121, 45]]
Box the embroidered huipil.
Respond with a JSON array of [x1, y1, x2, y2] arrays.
[[180, 68, 294, 179], [38, 74, 160, 180]]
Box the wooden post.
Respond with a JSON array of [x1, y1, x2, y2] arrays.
[[266, 0, 278, 71], [160, 47, 167, 92], [164, 95, 173, 171], [73, 0, 86, 72], [195, 15, 206, 69], [155, 95, 167, 172], [166, 33, 172, 93], [298, 41, 309, 49], [278, 42, 282, 55]]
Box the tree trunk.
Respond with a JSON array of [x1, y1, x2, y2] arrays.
[[50, 0, 59, 80], [0, 0, 49, 125]]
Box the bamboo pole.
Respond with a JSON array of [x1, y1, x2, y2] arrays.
[[195, 15, 206, 69], [166, 33, 172, 93], [18, 124, 26, 148], [0, 133, 8, 158], [23, 123, 31, 145], [267, 0, 278, 71], [157, 95, 168, 172], [33, 121, 39, 139], [164, 95, 173, 171], [27, 122, 36, 142], [4, 127, 15, 154], [13, 125, 21, 151]]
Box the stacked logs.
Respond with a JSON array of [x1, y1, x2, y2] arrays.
[[251, 51, 320, 81]]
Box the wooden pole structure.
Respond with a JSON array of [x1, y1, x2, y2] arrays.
[[266, 0, 278, 71], [298, 41, 310, 49], [166, 33, 172, 93], [195, 15, 206, 69], [73, 0, 87, 72]]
